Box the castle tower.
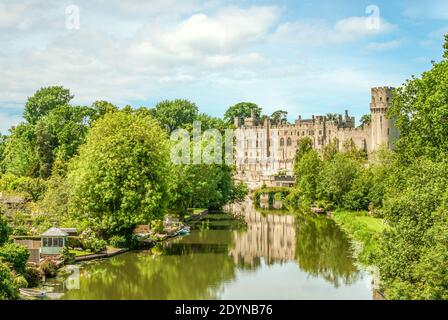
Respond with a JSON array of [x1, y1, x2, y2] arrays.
[[370, 87, 397, 151]]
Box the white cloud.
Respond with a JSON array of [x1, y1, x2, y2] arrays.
[[273, 16, 396, 46], [366, 40, 401, 51], [0, 1, 405, 132]]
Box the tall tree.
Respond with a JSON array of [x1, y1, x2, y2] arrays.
[[389, 34, 448, 162], [224, 102, 261, 124], [68, 111, 172, 237], [270, 110, 288, 125], [359, 114, 371, 127], [24, 86, 73, 125], [151, 99, 198, 133]]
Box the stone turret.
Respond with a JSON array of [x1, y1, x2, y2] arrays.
[[370, 87, 397, 150]]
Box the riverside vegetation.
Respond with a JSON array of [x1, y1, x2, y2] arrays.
[[0, 94, 249, 299], [1, 37, 448, 301], [282, 36, 448, 299]]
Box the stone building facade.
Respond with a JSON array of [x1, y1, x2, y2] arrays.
[[234, 87, 399, 190]]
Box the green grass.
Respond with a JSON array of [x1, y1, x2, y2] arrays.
[[355, 216, 386, 233], [192, 208, 207, 214], [332, 210, 386, 266], [69, 249, 92, 257]]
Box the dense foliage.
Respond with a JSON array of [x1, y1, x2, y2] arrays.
[[288, 37, 448, 299], [68, 112, 172, 237]]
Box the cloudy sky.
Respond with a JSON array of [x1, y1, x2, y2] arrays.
[[1, 0, 447, 133]]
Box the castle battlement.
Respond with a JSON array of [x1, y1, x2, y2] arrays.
[[233, 87, 398, 190]]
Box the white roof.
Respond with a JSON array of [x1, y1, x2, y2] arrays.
[[41, 227, 69, 237]]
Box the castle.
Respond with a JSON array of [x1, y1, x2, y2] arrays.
[[233, 87, 399, 190]]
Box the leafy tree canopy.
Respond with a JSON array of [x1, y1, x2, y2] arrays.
[[68, 111, 172, 237], [224, 102, 261, 124], [151, 99, 198, 133], [24, 86, 73, 125], [270, 110, 288, 125]]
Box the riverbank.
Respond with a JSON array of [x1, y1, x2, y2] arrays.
[[74, 209, 209, 262], [332, 210, 386, 266]]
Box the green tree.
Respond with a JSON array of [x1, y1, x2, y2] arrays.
[[322, 138, 339, 161], [152, 99, 198, 133], [34, 105, 93, 178], [224, 102, 261, 124], [270, 110, 288, 125], [24, 86, 73, 125], [294, 137, 313, 165], [317, 153, 361, 206], [90, 100, 118, 123], [0, 208, 11, 246], [388, 36, 448, 162], [294, 149, 322, 203], [1, 124, 37, 177], [0, 243, 29, 273], [377, 159, 448, 299], [359, 114, 371, 127], [68, 112, 172, 238], [0, 261, 17, 300]]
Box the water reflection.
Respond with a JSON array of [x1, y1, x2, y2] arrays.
[[226, 201, 360, 287], [50, 202, 371, 300]]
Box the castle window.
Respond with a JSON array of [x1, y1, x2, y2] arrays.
[[319, 130, 322, 135], [302, 131, 305, 136], [387, 97, 390, 102], [387, 128, 390, 136], [287, 138, 292, 146], [380, 97, 383, 102], [280, 138, 284, 146], [329, 130, 331, 135]]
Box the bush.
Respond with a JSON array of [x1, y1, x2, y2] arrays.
[[61, 247, 76, 264], [13, 275, 28, 289], [0, 243, 29, 273], [108, 235, 127, 248], [23, 266, 42, 288], [151, 220, 164, 233], [0, 260, 17, 300], [0, 174, 46, 202], [12, 226, 31, 236], [67, 236, 82, 249], [40, 259, 58, 278], [82, 238, 106, 253], [0, 213, 11, 246]]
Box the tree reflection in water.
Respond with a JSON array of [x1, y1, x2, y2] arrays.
[[52, 204, 364, 299], [227, 200, 361, 287]]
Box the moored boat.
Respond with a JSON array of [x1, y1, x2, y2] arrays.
[[19, 288, 47, 299]]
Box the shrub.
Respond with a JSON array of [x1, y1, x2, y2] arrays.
[[0, 174, 46, 202], [61, 247, 76, 264], [12, 226, 31, 236], [109, 235, 127, 248], [23, 266, 42, 288], [67, 236, 82, 249], [0, 213, 11, 246], [151, 220, 164, 233], [40, 259, 58, 278], [13, 275, 28, 289], [0, 243, 29, 273], [82, 238, 106, 253], [0, 260, 17, 300]]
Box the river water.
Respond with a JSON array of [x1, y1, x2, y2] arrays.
[[48, 202, 373, 300]]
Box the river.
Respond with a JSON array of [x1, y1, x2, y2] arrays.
[[47, 202, 374, 300]]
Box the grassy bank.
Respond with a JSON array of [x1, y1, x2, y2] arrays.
[[332, 210, 387, 266]]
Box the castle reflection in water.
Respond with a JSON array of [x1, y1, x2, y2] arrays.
[[226, 200, 297, 266]]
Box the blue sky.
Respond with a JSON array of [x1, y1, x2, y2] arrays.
[[1, 0, 448, 133]]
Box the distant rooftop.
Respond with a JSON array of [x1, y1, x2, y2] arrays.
[[41, 227, 68, 237]]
